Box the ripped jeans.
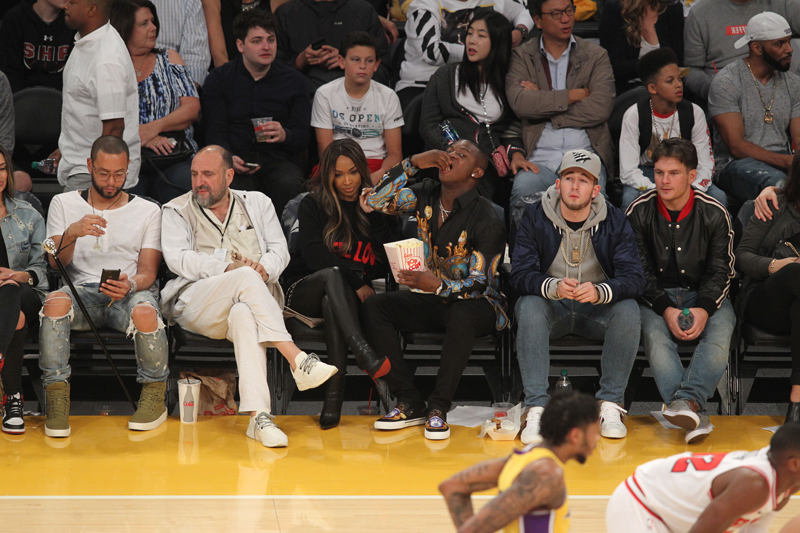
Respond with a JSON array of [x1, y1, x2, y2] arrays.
[[39, 284, 169, 387]]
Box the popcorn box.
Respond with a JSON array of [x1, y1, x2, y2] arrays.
[[384, 238, 427, 283]]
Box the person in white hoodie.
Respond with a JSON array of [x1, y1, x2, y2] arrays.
[[160, 145, 337, 448]]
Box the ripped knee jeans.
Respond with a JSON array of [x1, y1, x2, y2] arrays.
[[39, 284, 169, 387]]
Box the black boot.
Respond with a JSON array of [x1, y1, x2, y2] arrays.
[[319, 346, 347, 430], [347, 334, 391, 379], [372, 377, 392, 413], [786, 402, 800, 425]]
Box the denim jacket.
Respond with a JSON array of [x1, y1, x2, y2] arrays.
[[2, 196, 49, 299]]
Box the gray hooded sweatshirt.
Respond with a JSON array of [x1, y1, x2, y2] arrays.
[[541, 184, 609, 300]]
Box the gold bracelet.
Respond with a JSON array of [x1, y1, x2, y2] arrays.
[[769, 258, 777, 275]]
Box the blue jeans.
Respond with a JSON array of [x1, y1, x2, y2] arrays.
[[515, 295, 641, 407], [510, 162, 608, 216], [39, 284, 169, 387], [717, 157, 787, 202], [621, 166, 729, 212], [640, 288, 735, 411]]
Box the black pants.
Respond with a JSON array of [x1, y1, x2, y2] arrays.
[[233, 155, 306, 219], [286, 267, 365, 367], [0, 283, 42, 395], [745, 263, 800, 385], [361, 290, 496, 413]]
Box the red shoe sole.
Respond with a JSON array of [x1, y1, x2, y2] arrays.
[[372, 358, 391, 379]]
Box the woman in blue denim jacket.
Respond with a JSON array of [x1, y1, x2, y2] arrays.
[[0, 145, 48, 434]]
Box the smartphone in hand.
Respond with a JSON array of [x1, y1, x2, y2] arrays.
[[99, 269, 121, 292]]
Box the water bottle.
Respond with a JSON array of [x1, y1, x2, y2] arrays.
[[182, 385, 195, 423], [555, 369, 572, 392], [439, 120, 459, 145], [678, 308, 694, 331], [31, 158, 57, 174]]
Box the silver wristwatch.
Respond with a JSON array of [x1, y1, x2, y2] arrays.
[[127, 278, 138, 296]]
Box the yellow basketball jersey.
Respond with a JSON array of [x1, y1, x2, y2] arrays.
[[497, 445, 570, 533]]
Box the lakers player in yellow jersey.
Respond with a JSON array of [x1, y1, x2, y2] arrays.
[[439, 393, 601, 533]]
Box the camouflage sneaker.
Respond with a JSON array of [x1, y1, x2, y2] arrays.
[[129, 381, 167, 431], [45, 381, 71, 438]]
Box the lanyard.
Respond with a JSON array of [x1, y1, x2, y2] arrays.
[[199, 196, 236, 246]]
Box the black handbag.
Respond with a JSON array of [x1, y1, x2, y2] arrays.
[[142, 130, 194, 171], [773, 233, 800, 260]]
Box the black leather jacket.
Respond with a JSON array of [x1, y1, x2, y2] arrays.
[[626, 189, 735, 317]]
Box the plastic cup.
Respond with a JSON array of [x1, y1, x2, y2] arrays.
[[492, 402, 514, 418], [178, 378, 201, 424], [251, 117, 273, 142]]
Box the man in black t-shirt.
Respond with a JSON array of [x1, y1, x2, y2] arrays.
[[626, 138, 735, 445]]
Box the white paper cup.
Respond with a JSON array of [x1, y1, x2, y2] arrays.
[[178, 378, 201, 424]]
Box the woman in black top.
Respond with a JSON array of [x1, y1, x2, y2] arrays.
[[420, 11, 532, 209], [0, 144, 48, 434], [283, 139, 394, 429], [599, 0, 684, 95], [736, 152, 800, 424]]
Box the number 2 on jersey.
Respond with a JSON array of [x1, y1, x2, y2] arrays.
[[671, 453, 727, 473]]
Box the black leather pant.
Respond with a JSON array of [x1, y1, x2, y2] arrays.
[[0, 283, 42, 395]]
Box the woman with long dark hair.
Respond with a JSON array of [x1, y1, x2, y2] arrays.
[[737, 151, 800, 424], [419, 11, 534, 208], [0, 144, 48, 434], [282, 139, 395, 429]]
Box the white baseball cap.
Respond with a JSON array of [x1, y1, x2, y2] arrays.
[[734, 12, 792, 49], [559, 150, 601, 182]]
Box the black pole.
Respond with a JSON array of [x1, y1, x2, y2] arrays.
[[43, 239, 137, 412]]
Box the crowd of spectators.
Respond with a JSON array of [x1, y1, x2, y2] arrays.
[[2, 0, 800, 448]]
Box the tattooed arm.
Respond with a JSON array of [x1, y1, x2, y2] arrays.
[[439, 458, 508, 529], [444, 458, 566, 533]]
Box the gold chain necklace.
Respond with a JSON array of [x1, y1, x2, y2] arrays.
[[560, 230, 590, 267], [745, 59, 777, 124]]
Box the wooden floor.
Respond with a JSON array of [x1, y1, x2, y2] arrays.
[[0, 414, 797, 531]]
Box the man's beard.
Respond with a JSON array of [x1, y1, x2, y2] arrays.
[[92, 180, 122, 200], [763, 48, 791, 72], [193, 185, 226, 208]]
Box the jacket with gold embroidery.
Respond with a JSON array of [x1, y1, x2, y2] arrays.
[[368, 158, 508, 330]]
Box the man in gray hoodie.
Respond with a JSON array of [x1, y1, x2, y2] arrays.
[[511, 150, 645, 445]]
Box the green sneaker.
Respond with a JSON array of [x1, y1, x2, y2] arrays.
[[45, 381, 71, 438], [129, 381, 168, 431]]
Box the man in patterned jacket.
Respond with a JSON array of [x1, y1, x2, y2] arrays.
[[360, 139, 508, 441]]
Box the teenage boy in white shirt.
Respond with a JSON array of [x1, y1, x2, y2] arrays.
[[311, 31, 404, 184], [619, 47, 727, 211]]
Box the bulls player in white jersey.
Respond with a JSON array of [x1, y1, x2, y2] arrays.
[[606, 424, 800, 533]]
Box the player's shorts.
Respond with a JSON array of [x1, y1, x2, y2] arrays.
[[606, 479, 672, 533]]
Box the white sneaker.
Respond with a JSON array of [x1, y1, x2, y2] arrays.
[[520, 406, 545, 445], [292, 352, 337, 391], [246, 411, 288, 448], [599, 401, 627, 439], [685, 415, 713, 444]]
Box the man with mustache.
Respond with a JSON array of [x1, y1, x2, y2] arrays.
[[709, 12, 800, 203], [160, 145, 337, 448]]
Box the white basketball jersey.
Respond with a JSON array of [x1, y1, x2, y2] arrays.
[[624, 447, 792, 533]]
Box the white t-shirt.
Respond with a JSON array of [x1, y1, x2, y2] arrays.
[[454, 66, 503, 123], [46, 191, 162, 290], [311, 78, 404, 160], [619, 102, 715, 192], [59, 23, 141, 188]]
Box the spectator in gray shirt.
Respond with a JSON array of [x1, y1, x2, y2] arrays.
[[709, 12, 800, 202], [684, 0, 800, 102]]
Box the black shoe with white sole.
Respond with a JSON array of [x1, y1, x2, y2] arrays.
[[2, 393, 25, 434], [374, 402, 426, 430]]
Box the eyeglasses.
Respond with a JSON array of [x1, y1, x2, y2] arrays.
[[94, 170, 128, 183], [540, 6, 575, 19]]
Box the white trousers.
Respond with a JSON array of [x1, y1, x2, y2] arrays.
[[173, 268, 293, 413]]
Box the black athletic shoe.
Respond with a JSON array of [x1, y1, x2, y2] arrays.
[[2, 393, 25, 434], [373, 402, 426, 430]]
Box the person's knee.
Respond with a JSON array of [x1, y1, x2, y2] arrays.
[[609, 299, 641, 326], [44, 291, 73, 318], [515, 296, 548, 324], [131, 302, 160, 333]]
